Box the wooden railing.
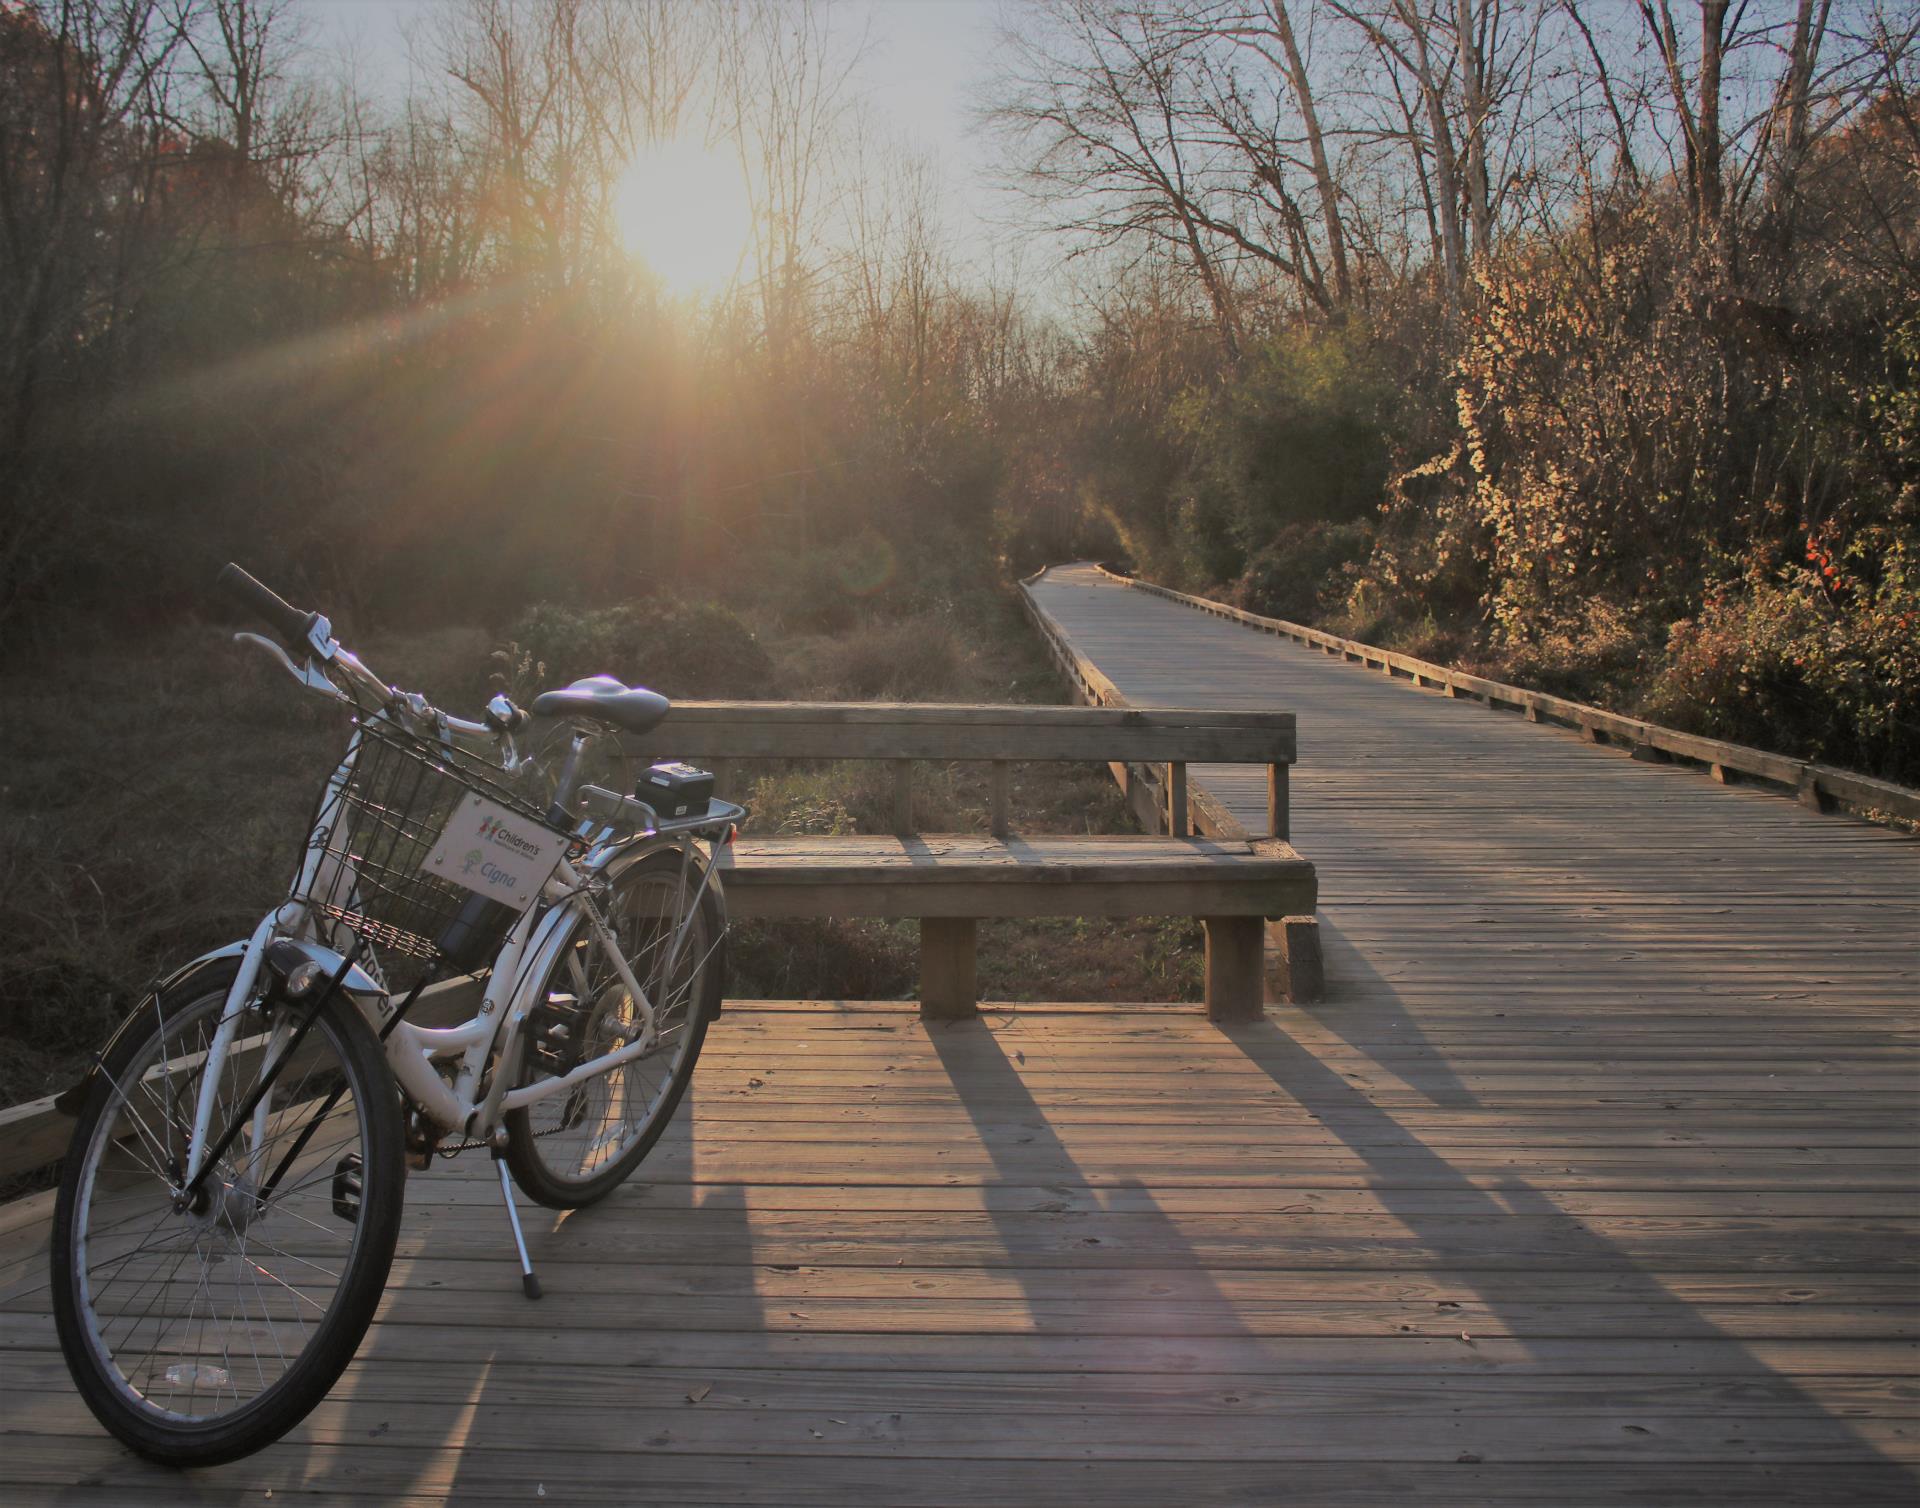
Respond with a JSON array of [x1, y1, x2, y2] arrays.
[[1016, 572, 1326, 1002], [654, 699, 1297, 840], [0, 978, 484, 1184], [1016, 576, 1284, 845], [1094, 566, 1920, 826]]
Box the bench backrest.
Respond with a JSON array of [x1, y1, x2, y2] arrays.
[[656, 702, 1293, 762], [645, 702, 1294, 840]]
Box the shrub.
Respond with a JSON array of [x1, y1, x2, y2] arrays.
[[503, 595, 772, 698], [1233, 521, 1373, 622], [745, 763, 972, 837], [1496, 595, 1652, 704], [1166, 324, 1398, 585], [801, 613, 966, 700], [1647, 537, 1920, 783]]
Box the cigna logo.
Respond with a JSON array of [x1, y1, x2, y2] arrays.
[[476, 815, 545, 858]]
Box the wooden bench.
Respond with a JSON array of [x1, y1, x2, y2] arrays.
[[0, 704, 1314, 1180], [652, 703, 1318, 1021]]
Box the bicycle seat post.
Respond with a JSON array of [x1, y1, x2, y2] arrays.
[[543, 728, 593, 831]]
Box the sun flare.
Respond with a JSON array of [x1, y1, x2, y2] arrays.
[[612, 138, 757, 297]]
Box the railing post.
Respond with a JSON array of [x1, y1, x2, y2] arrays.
[[893, 759, 914, 836], [1267, 763, 1289, 841], [989, 760, 1010, 838], [1167, 762, 1188, 837]]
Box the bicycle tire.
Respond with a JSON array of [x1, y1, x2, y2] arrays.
[[504, 847, 725, 1209], [51, 959, 405, 1466]]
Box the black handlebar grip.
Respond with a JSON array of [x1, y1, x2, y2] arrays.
[[216, 562, 319, 648]]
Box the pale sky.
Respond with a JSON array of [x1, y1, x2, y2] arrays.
[[307, 0, 1010, 264]]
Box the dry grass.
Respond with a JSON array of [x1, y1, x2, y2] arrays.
[[0, 624, 490, 1104]]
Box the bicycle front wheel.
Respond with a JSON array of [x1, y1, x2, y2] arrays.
[[51, 961, 404, 1466], [504, 846, 725, 1208]]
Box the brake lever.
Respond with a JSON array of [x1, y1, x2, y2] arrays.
[[234, 632, 350, 701]]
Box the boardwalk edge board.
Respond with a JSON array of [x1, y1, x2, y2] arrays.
[[1064, 563, 1920, 830]]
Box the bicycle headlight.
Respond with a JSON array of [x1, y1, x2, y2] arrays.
[[283, 959, 326, 998]]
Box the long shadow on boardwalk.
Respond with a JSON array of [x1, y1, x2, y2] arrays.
[[1220, 1012, 1919, 1500], [925, 1015, 1260, 1445]]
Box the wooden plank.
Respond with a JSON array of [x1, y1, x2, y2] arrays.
[[727, 877, 1315, 921], [719, 834, 1317, 919], [4, 569, 1913, 1505], [1274, 914, 1325, 1005], [649, 700, 1297, 764], [0, 975, 485, 1182], [891, 757, 914, 835], [0, 1436, 1911, 1507]]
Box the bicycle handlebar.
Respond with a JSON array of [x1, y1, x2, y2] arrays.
[[217, 563, 319, 649], [218, 563, 507, 751]]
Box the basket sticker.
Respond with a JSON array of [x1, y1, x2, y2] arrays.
[[421, 794, 562, 909]]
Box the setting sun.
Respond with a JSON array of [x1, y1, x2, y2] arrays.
[[612, 137, 757, 297]]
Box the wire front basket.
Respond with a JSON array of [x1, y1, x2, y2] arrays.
[[295, 716, 574, 983]]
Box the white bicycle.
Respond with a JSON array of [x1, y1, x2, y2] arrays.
[[49, 564, 741, 1466]]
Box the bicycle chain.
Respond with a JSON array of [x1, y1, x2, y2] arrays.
[[435, 1119, 578, 1158]]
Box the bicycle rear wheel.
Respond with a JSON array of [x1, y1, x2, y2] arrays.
[[504, 846, 725, 1208], [51, 961, 404, 1466]]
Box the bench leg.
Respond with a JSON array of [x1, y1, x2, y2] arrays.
[[1272, 915, 1325, 1005], [1204, 917, 1265, 1024], [920, 918, 978, 1021]]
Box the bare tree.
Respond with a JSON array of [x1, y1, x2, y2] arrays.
[[1, 0, 186, 448], [424, 0, 697, 291], [1226, 0, 1354, 305]]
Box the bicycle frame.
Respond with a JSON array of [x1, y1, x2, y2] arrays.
[[182, 720, 735, 1192]]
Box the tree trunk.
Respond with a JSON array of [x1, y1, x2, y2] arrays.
[[1265, 0, 1351, 306], [1454, 0, 1492, 259]]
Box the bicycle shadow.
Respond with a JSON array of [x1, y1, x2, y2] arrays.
[[320, 1069, 777, 1502]]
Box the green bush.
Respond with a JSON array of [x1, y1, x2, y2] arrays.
[[1167, 325, 1398, 585], [503, 596, 773, 699], [1232, 521, 1373, 622]]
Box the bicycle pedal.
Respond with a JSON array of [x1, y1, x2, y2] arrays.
[[330, 1152, 363, 1222]]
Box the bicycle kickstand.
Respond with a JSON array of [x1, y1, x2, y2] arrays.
[[492, 1150, 543, 1300]]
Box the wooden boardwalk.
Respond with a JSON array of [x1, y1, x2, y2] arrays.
[[1022, 562, 1920, 1499], [0, 561, 1915, 1504]]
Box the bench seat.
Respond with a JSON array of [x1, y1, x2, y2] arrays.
[[721, 833, 1316, 1021]]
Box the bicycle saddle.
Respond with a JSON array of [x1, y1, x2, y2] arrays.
[[531, 675, 672, 735]]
